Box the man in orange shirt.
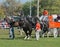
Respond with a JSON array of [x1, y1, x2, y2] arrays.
[[35, 20, 41, 40]]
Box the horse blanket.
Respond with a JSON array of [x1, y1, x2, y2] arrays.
[[48, 15, 60, 28], [49, 21, 60, 28]]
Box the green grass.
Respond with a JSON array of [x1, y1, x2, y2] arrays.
[[0, 28, 60, 47]]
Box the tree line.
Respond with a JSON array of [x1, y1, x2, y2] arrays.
[[0, 0, 60, 19]]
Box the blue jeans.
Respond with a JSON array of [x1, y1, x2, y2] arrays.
[[9, 27, 15, 39]]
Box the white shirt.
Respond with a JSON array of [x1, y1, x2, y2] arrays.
[[39, 15, 48, 22]]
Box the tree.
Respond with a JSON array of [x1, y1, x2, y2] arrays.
[[22, 0, 60, 16], [0, 5, 5, 19], [2, 0, 22, 16], [40, 0, 60, 14], [22, 0, 37, 16], [22, 2, 30, 16]]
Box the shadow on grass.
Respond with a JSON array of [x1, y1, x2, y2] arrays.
[[0, 36, 24, 40], [15, 36, 24, 40], [0, 38, 12, 40], [15, 36, 37, 41], [0, 36, 26, 40], [0, 36, 59, 40]]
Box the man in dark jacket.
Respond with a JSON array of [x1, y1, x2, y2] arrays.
[[9, 18, 15, 39]]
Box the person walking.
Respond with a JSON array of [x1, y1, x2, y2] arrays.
[[35, 20, 41, 40], [9, 17, 15, 39]]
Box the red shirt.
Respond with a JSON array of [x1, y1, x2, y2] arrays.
[[36, 22, 41, 30]]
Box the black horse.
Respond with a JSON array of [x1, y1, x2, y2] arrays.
[[19, 16, 40, 39], [19, 16, 33, 39]]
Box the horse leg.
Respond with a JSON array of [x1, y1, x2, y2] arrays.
[[19, 28, 24, 36], [47, 28, 53, 38], [29, 30, 32, 36], [42, 30, 46, 38], [57, 28, 60, 37], [47, 31, 51, 38], [24, 31, 28, 39], [42, 33, 45, 38], [27, 30, 32, 39], [42, 31, 45, 38], [53, 28, 58, 38]]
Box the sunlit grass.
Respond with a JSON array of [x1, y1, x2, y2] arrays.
[[0, 28, 60, 47]]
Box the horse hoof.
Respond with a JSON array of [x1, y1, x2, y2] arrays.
[[24, 36, 27, 40], [36, 39, 39, 41], [27, 37, 30, 40]]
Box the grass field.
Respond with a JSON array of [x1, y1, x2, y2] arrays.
[[0, 28, 60, 47]]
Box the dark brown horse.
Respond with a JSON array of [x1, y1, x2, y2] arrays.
[[19, 16, 32, 39]]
